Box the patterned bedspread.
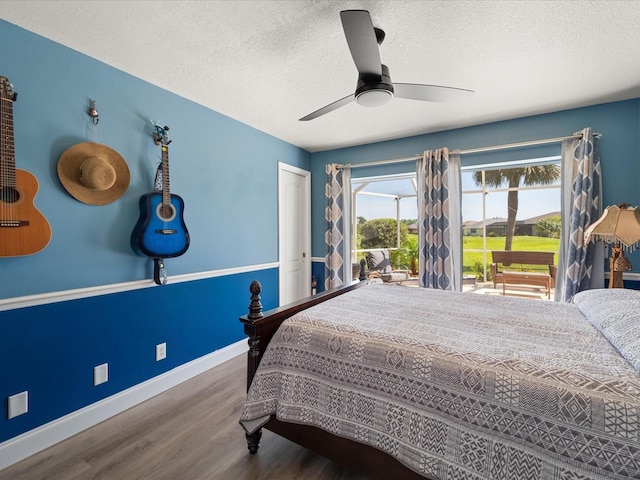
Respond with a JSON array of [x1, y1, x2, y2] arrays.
[[240, 285, 640, 479]]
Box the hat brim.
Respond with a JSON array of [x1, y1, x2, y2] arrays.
[[57, 142, 130, 205]]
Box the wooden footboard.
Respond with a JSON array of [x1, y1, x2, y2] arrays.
[[239, 259, 368, 395], [239, 260, 433, 480]]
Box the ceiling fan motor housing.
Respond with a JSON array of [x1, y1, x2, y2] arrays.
[[355, 64, 394, 107]]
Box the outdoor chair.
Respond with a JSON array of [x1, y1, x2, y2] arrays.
[[365, 249, 411, 284]]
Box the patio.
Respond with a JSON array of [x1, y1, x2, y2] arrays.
[[463, 281, 553, 301], [395, 277, 553, 301]]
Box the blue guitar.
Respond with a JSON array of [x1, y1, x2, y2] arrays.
[[131, 125, 189, 282]]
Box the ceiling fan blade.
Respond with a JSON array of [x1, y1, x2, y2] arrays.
[[393, 83, 474, 103], [299, 94, 354, 121], [340, 10, 381, 77]]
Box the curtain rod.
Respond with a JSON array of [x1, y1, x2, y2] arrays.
[[338, 132, 600, 170], [455, 132, 599, 155]]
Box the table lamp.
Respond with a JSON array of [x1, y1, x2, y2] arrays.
[[584, 203, 640, 288]]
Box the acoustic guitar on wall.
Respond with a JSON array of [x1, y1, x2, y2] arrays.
[[0, 76, 51, 257], [131, 124, 189, 282]]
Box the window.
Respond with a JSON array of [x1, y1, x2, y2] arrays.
[[351, 174, 418, 272], [461, 157, 561, 282]]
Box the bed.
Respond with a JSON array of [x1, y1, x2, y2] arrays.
[[239, 277, 640, 479]]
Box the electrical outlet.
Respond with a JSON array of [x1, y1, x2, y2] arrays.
[[94, 363, 108, 386], [8, 391, 28, 419], [156, 342, 167, 361]]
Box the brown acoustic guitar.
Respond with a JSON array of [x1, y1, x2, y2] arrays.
[[0, 76, 51, 256]]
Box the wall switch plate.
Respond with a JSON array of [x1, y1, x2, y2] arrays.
[[94, 363, 108, 386], [156, 343, 167, 361], [8, 391, 28, 419]]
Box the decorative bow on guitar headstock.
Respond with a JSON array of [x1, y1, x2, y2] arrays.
[[152, 124, 171, 146]]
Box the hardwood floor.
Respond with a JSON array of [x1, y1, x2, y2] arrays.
[[0, 354, 367, 480]]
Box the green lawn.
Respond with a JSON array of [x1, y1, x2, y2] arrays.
[[463, 236, 559, 275], [357, 234, 560, 277]]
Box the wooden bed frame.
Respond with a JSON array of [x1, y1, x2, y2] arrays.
[[239, 260, 432, 479]]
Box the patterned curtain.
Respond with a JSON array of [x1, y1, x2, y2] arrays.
[[556, 128, 603, 301], [417, 148, 462, 290], [324, 164, 351, 290]]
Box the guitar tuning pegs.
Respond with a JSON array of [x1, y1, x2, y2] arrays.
[[8, 83, 18, 102]]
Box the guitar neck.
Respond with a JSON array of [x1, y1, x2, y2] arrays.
[[0, 93, 16, 188], [161, 145, 170, 204]]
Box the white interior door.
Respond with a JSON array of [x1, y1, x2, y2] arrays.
[[278, 163, 311, 305]]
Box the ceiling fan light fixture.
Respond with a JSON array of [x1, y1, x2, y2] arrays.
[[355, 88, 393, 107], [298, 10, 473, 121]]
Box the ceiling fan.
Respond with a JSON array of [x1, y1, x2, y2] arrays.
[[299, 10, 473, 121]]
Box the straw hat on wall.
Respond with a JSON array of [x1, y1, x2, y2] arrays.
[[57, 142, 130, 205]]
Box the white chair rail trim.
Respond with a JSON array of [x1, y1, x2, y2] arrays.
[[0, 262, 279, 312]]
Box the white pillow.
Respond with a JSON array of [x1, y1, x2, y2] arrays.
[[573, 288, 640, 373]]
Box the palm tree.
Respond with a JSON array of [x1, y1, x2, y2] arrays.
[[473, 165, 560, 250]]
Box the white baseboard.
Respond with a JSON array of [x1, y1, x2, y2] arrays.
[[0, 340, 248, 471]]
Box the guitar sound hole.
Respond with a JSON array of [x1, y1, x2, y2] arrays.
[[0, 187, 19, 203], [159, 205, 173, 219], [156, 203, 176, 222]]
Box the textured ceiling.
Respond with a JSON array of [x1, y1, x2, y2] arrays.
[[1, 0, 640, 152]]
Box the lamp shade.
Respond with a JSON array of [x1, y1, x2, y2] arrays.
[[584, 204, 640, 249]]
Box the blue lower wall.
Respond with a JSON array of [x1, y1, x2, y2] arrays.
[[0, 267, 278, 443], [621, 279, 640, 290], [311, 261, 326, 293]]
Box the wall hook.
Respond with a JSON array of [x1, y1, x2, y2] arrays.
[[88, 100, 99, 125]]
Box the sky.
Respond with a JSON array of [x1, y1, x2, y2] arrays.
[[354, 172, 561, 223]]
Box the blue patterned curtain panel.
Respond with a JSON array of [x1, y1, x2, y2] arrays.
[[558, 128, 602, 301], [325, 164, 351, 290], [417, 148, 462, 290]]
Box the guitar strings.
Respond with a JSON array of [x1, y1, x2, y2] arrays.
[[7, 94, 15, 223], [1, 94, 4, 223], [1, 94, 3, 221], [1, 93, 14, 224]]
